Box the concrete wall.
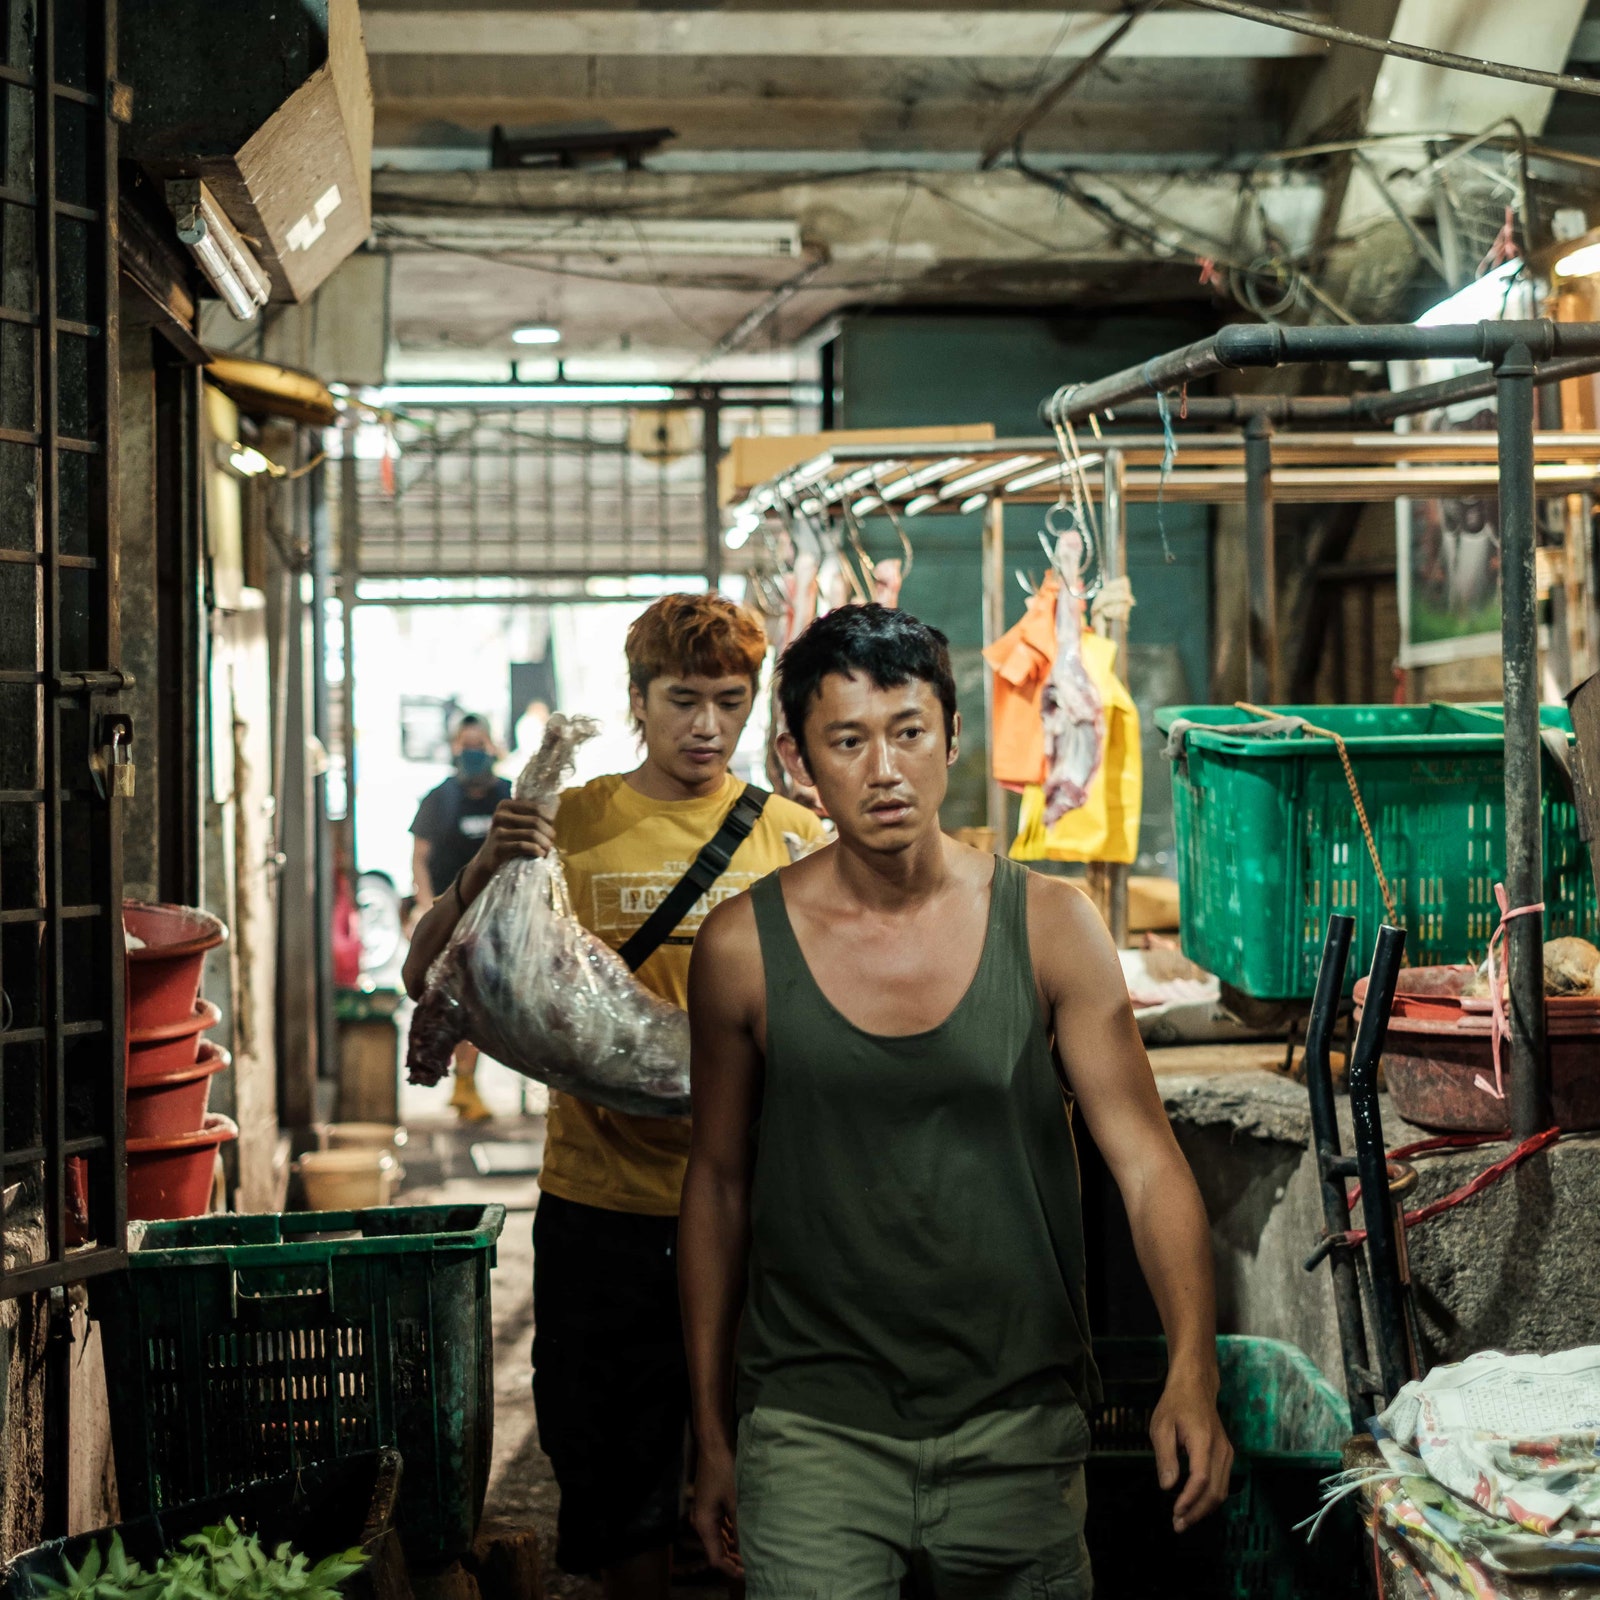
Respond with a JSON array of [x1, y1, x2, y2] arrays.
[[1157, 1070, 1600, 1402]]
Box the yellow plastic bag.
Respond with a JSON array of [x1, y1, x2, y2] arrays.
[[1010, 631, 1142, 865]]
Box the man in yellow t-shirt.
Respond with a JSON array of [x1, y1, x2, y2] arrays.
[[403, 592, 825, 1600]]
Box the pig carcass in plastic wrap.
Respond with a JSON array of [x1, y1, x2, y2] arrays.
[[1041, 524, 1105, 824], [404, 713, 691, 1117]]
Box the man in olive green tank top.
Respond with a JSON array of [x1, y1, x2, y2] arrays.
[[681, 606, 1232, 1599]]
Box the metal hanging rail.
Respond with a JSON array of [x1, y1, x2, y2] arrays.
[[727, 320, 1600, 1143]]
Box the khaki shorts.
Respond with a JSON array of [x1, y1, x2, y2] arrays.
[[735, 1402, 1092, 1600]]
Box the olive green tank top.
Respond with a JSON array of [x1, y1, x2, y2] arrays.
[[736, 856, 1099, 1440]]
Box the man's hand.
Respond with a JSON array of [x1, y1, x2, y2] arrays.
[[459, 800, 556, 904], [691, 1441, 743, 1578], [1150, 1367, 1234, 1533]]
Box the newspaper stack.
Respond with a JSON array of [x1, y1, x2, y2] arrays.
[[1356, 1348, 1600, 1589]]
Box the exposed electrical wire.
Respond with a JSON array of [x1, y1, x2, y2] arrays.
[[1176, 0, 1600, 98]]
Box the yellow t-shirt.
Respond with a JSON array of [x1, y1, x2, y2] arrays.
[[538, 771, 827, 1216]]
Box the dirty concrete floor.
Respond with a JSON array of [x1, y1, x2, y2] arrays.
[[399, 1107, 708, 1600]]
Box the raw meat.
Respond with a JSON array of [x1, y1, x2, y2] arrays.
[[872, 557, 904, 608], [1544, 937, 1600, 995], [1040, 526, 1105, 823], [404, 713, 691, 1118]]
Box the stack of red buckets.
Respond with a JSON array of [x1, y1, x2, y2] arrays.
[[123, 902, 237, 1220]]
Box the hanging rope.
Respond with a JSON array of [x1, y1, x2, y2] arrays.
[[1153, 390, 1178, 563], [1236, 701, 1402, 931], [1478, 882, 1546, 1102]]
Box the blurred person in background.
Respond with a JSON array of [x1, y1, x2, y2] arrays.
[[410, 711, 511, 1121]]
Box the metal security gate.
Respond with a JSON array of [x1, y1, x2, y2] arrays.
[[352, 395, 810, 581], [357, 402, 713, 578], [0, 0, 125, 1295]]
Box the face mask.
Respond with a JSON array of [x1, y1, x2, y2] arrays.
[[456, 748, 495, 779]]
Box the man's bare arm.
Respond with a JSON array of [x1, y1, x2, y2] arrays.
[[1030, 876, 1233, 1532], [680, 894, 765, 1576]]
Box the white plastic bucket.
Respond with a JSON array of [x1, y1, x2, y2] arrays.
[[296, 1147, 397, 1211]]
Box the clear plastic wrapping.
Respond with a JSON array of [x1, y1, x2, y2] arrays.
[[404, 713, 691, 1118]]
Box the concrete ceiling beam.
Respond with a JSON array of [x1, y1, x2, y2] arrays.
[[360, 7, 1328, 59]]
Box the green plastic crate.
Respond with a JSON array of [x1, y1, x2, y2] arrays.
[[1087, 1336, 1357, 1600], [1154, 703, 1598, 1000], [91, 1205, 505, 1563]]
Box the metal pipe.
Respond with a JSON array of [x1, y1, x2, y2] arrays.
[[1095, 352, 1600, 428], [1300, 914, 1376, 1430], [339, 437, 360, 868], [1497, 343, 1553, 1138], [1177, 0, 1600, 101], [1043, 320, 1600, 428], [702, 397, 723, 589], [982, 497, 1006, 840], [1347, 923, 1411, 1403], [307, 454, 337, 1085], [1244, 415, 1278, 702], [1101, 450, 1129, 945]]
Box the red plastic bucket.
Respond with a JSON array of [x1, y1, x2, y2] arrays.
[[128, 998, 221, 1081], [124, 902, 227, 1033], [127, 1041, 229, 1141], [126, 1113, 237, 1222]]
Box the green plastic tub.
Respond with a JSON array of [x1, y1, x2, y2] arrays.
[[1087, 1337, 1357, 1600], [91, 1205, 505, 1563], [1155, 703, 1598, 1000]]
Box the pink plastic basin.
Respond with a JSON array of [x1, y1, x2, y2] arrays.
[[126, 1113, 237, 1222], [124, 902, 228, 1033], [128, 998, 222, 1081], [126, 1041, 229, 1141]]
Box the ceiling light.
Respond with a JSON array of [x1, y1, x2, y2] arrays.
[[379, 216, 804, 261], [1556, 242, 1600, 279], [905, 492, 940, 515], [167, 179, 271, 321], [229, 445, 274, 477], [959, 493, 989, 513], [375, 384, 677, 405], [511, 326, 562, 345], [851, 495, 883, 516]]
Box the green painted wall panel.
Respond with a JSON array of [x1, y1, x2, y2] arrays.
[[835, 311, 1214, 855]]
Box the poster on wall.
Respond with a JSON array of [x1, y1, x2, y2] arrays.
[[1390, 264, 1536, 668]]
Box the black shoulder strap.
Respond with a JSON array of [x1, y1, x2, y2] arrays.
[[617, 784, 772, 972]]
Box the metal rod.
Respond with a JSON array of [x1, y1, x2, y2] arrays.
[[1497, 343, 1553, 1138], [339, 435, 360, 867], [1097, 353, 1600, 427], [1347, 923, 1411, 1403], [1300, 915, 1377, 1429], [1244, 415, 1278, 703], [1101, 449, 1129, 945], [1044, 321, 1600, 428], [702, 397, 723, 589], [982, 496, 1006, 840], [308, 454, 337, 1086], [1176, 0, 1600, 100]]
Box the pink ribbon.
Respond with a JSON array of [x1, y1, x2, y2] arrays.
[[1476, 881, 1545, 1102]]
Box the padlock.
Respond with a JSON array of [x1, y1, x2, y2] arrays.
[[110, 724, 135, 798]]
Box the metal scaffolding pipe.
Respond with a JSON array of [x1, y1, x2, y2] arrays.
[[1043, 320, 1600, 428], [1497, 343, 1553, 1138], [1095, 351, 1600, 429], [1244, 415, 1278, 702]]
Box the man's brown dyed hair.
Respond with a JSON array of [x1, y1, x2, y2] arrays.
[[625, 592, 767, 718]]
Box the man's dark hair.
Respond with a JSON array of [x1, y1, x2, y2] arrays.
[[451, 712, 490, 739], [777, 604, 957, 760]]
